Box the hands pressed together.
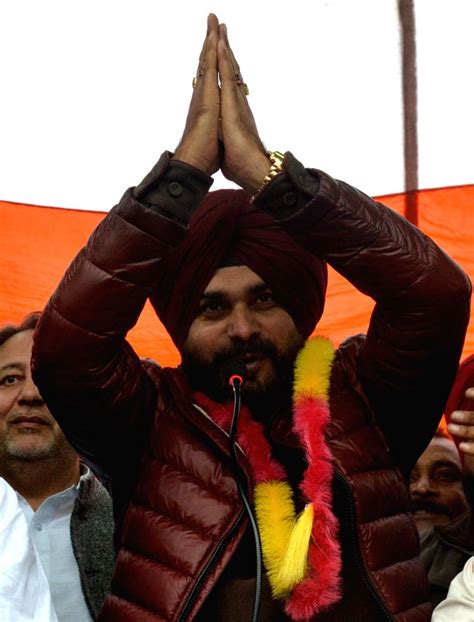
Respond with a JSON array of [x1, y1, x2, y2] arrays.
[[173, 14, 273, 195]]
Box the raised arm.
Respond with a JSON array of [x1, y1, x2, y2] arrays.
[[32, 15, 222, 482], [269, 166, 470, 473], [216, 24, 471, 474]]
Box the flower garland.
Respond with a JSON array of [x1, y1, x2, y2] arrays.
[[194, 336, 341, 620]]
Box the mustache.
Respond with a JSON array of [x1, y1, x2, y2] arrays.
[[410, 500, 451, 516], [8, 409, 53, 426], [213, 337, 279, 367], [181, 334, 299, 409]]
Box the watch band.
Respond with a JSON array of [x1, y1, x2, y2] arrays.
[[252, 151, 285, 201]]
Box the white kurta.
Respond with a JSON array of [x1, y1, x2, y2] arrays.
[[432, 556, 474, 622], [0, 477, 58, 622], [16, 469, 93, 622]]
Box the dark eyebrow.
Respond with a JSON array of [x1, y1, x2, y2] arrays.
[[250, 283, 272, 295], [0, 363, 25, 374], [199, 292, 226, 303], [432, 460, 462, 473], [200, 282, 271, 301]]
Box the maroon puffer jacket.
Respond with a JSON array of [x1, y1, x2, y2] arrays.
[[101, 341, 433, 621], [32, 157, 471, 621]]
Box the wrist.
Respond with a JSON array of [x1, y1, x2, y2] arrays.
[[172, 147, 217, 177], [224, 151, 273, 195], [240, 153, 274, 194], [250, 151, 286, 200]]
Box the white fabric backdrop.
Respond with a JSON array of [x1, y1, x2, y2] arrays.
[[0, 0, 472, 211]]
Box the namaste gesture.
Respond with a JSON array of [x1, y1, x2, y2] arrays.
[[174, 14, 271, 194]]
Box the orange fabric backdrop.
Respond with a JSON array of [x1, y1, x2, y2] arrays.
[[1, 185, 473, 366]]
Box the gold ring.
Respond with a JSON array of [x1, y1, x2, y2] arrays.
[[192, 70, 204, 89], [240, 83, 249, 96], [234, 73, 249, 96]]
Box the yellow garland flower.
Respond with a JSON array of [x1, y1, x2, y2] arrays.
[[254, 481, 296, 597], [254, 337, 335, 598]]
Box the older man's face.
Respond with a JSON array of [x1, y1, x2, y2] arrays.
[[182, 265, 304, 410], [0, 330, 72, 462], [410, 436, 468, 535]]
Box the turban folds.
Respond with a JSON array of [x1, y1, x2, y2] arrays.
[[445, 354, 474, 416], [151, 189, 327, 350], [444, 354, 474, 458]]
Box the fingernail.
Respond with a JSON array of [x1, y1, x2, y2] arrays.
[[448, 423, 460, 433], [450, 410, 464, 421], [459, 442, 471, 452]]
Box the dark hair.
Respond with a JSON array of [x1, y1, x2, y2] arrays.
[[0, 312, 41, 347]]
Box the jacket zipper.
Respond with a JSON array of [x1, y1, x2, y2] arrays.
[[334, 470, 394, 620], [176, 507, 246, 622], [178, 404, 251, 622]]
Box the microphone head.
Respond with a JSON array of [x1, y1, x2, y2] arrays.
[[220, 357, 248, 386]]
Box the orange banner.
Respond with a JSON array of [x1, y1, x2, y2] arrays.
[[1, 185, 473, 366]]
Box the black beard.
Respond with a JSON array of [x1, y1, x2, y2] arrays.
[[181, 336, 301, 419]]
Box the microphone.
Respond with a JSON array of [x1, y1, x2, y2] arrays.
[[222, 357, 262, 622], [221, 357, 248, 389]]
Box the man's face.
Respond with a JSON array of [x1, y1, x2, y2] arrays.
[[181, 266, 305, 411], [0, 330, 71, 462], [410, 436, 468, 535]]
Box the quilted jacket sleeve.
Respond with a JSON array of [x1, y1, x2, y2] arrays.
[[256, 153, 471, 474], [32, 153, 212, 484]]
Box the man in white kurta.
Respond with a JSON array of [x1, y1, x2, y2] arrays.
[[0, 476, 57, 622]]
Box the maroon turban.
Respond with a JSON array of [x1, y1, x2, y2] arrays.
[[151, 189, 327, 350], [444, 354, 474, 460], [445, 354, 474, 418]]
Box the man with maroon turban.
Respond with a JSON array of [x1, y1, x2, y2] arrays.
[[32, 14, 470, 622]]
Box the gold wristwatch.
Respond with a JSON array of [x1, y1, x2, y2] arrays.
[[252, 151, 285, 200]]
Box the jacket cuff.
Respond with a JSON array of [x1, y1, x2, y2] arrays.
[[253, 152, 321, 221], [132, 151, 214, 225]]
